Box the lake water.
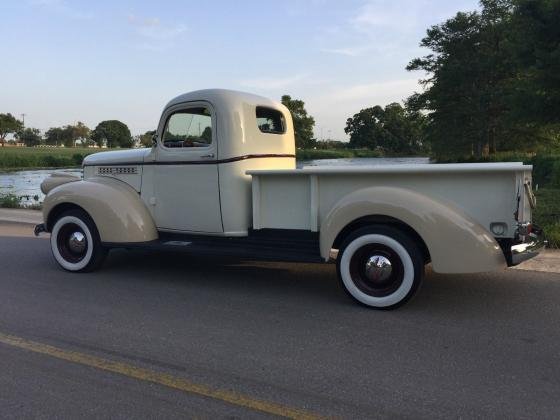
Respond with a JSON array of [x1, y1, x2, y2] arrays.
[[0, 157, 430, 207], [0, 168, 83, 207]]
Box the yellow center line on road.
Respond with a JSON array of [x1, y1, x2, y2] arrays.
[[0, 332, 323, 420]]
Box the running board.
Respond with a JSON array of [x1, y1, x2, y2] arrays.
[[105, 229, 324, 264]]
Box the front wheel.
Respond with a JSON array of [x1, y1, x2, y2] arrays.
[[337, 226, 424, 309], [50, 209, 108, 272]]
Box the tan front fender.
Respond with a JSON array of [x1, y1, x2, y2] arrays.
[[43, 176, 158, 243], [320, 187, 506, 274]]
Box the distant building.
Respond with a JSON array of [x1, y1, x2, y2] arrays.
[[6, 140, 25, 147]]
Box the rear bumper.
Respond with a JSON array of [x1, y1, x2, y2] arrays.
[[508, 226, 547, 266]]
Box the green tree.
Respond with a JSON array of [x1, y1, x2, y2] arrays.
[[281, 95, 316, 149], [71, 121, 91, 147], [44, 127, 64, 146], [91, 120, 133, 148], [139, 130, 156, 148], [508, 0, 560, 129], [17, 127, 42, 147], [200, 126, 212, 143], [0, 113, 23, 147], [345, 103, 427, 154], [61, 126, 75, 148], [45, 123, 92, 147]]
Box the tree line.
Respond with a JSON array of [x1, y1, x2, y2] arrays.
[[0, 115, 134, 148]]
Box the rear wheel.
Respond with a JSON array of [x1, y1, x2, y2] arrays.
[[336, 226, 424, 309], [50, 209, 108, 272]]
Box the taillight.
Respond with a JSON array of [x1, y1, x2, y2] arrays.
[[517, 222, 532, 236]]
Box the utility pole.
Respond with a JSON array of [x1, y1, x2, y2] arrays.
[[21, 113, 26, 128]]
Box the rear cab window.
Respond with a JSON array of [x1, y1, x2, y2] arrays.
[[256, 107, 285, 134]]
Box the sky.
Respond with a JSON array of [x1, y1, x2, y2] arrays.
[[0, 0, 480, 140]]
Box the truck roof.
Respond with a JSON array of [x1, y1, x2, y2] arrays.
[[165, 89, 283, 111]]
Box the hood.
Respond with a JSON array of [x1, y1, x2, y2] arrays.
[[83, 148, 151, 166]]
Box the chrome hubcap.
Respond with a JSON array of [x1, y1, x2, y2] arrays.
[[68, 231, 86, 254], [364, 255, 392, 283]]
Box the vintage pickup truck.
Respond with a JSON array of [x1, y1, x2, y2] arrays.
[[36, 89, 545, 309]]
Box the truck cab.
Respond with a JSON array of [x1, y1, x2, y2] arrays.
[[83, 89, 296, 235]]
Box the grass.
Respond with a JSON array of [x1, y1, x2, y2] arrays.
[[0, 147, 103, 170], [0, 193, 23, 208], [533, 188, 560, 248], [0, 193, 42, 210]]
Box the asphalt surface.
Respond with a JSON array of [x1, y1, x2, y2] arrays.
[[1, 221, 560, 419]]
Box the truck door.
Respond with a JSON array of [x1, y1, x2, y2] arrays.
[[153, 103, 223, 233]]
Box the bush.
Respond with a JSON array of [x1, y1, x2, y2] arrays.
[[533, 188, 560, 248], [72, 153, 84, 166], [531, 155, 560, 188], [0, 194, 22, 208], [296, 148, 382, 160], [435, 153, 560, 189]]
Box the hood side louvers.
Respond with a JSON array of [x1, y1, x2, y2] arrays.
[[97, 166, 138, 175]]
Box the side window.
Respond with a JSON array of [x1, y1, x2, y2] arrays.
[[256, 107, 285, 134], [163, 107, 212, 148]]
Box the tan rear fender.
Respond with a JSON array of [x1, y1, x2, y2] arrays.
[[43, 176, 158, 243], [320, 186, 506, 274]]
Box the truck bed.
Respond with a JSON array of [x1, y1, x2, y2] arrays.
[[247, 163, 533, 239]]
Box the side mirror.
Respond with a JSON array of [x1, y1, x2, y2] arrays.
[[151, 133, 158, 147]]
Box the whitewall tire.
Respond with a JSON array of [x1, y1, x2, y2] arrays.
[[50, 209, 107, 272], [336, 226, 424, 309]]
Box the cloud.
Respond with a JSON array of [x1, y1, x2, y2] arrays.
[[325, 78, 421, 102], [29, 0, 93, 19], [29, 0, 59, 5], [320, 45, 373, 57], [351, 0, 429, 33], [239, 74, 308, 90], [283, 0, 329, 16], [316, 0, 435, 58], [127, 14, 187, 51], [127, 15, 160, 27]]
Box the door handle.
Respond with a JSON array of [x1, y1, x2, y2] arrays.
[[201, 153, 215, 159]]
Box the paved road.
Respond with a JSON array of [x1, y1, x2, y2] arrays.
[[1, 221, 559, 419]]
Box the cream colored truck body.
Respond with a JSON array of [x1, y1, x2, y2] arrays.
[[39, 89, 542, 295]]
